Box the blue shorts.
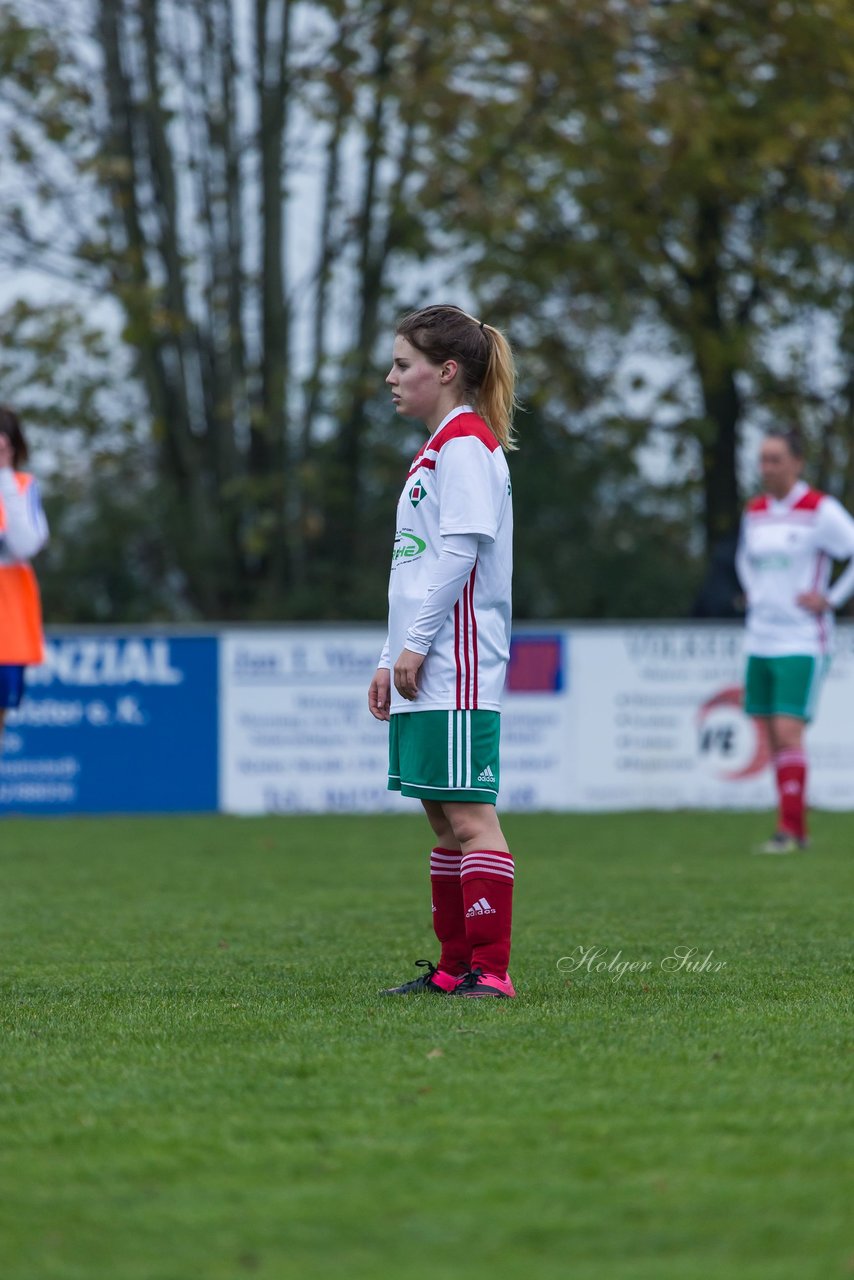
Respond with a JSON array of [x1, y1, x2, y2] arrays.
[[0, 665, 26, 709]]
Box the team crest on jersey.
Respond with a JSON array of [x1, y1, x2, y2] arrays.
[[409, 479, 427, 507]]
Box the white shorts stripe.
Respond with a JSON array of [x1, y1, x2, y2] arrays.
[[447, 711, 454, 789], [465, 710, 471, 788], [805, 656, 827, 720], [404, 782, 497, 793]]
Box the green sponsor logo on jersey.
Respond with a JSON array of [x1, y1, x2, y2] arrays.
[[409, 479, 427, 507], [392, 532, 427, 563], [753, 553, 793, 570]]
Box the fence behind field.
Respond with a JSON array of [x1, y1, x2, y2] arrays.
[[3, 623, 854, 815]]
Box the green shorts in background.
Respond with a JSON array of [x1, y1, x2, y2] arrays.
[[388, 710, 500, 804], [744, 654, 829, 721]]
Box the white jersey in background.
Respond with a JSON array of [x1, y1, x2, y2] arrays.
[[0, 468, 48, 565], [382, 405, 513, 715], [736, 480, 854, 657]]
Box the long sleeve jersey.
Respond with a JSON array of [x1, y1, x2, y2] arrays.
[[381, 406, 513, 715], [735, 480, 854, 657]]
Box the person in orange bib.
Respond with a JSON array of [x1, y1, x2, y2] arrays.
[[0, 406, 49, 743]]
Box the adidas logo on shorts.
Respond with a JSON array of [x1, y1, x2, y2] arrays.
[[476, 765, 496, 784], [466, 897, 496, 918]]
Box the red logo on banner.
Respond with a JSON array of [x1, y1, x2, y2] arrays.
[[697, 686, 771, 780], [506, 636, 564, 693]]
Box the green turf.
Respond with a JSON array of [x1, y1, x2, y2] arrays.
[[1, 811, 852, 1280]]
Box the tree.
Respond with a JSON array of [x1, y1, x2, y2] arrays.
[[85, 0, 467, 617], [411, 0, 854, 603], [3, 0, 854, 623]]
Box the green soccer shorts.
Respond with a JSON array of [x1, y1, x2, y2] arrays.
[[388, 709, 501, 804], [744, 654, 829, 721]]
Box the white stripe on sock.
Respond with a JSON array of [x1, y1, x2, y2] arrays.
[[461, 858, 514, 877], [461, 855, 514, 870]]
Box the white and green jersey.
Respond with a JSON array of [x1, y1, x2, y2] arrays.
[[381, 405, 513, 715], [736, 481, 854, 657]]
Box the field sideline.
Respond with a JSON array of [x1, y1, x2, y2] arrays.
[[1, 811, 852, 1280]]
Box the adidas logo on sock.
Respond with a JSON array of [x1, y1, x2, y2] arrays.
[[476, 765, 496, 784], [465, 896, 497, 918]]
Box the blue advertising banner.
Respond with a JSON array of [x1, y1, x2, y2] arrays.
[[0, 634, 218, 814]]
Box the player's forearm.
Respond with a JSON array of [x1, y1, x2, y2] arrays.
[[827, 559, 854, 610], [734, 543, 753, 598], [405, 533, 479, 655], [0, 469, 48, 560]]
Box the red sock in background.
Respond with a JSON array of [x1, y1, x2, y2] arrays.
[[775, 749, 807, 839], [430, 848, 468, 977], [460, 850, 514, 979]]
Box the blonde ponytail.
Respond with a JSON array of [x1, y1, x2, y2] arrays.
[[477, 324, 519, 452]]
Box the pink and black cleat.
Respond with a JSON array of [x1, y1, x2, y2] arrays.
[[451, 968, 516, 999], [380, 959, 460, 995]]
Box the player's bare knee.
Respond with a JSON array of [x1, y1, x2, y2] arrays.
[[421, 800, 454, 843], [772, 716, 804, 751], [446, 810, 492, 847]]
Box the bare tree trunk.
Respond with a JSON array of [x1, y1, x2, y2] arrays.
[[326, 1, 397, 599], [253, 0, 292, 607], [689, 197, 743, 555], [295, 95, 346, 592]]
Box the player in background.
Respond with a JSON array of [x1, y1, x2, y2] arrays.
[[736, 428, 854, 853], [0, 407, 49, 745], [368, 305, 518, 998]]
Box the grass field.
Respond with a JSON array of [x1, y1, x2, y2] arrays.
[[1, 810, 852, 1280]]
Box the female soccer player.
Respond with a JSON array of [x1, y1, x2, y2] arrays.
[[736, 428, 854, 853], [0, 407, 49, 743], [368, 305, 518, 998]]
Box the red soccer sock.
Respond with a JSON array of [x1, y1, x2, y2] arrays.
[[460, 849, 514, 979], [775, 749, 807, 839], [430, 848, 469, 977]]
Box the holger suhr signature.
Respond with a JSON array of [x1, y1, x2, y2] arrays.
[[557, 945, 727, 982]]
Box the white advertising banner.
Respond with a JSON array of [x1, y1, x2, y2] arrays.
[[220, 628, 404, 815], [219, 627, 573, 814], [568, 625, 854, 810]]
